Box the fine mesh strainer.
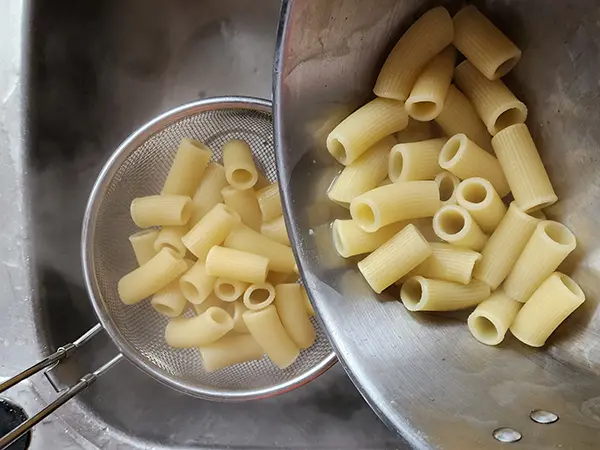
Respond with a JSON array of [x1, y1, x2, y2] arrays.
[[0, 96, 335, 448]]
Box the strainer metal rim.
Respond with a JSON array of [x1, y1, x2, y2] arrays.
[[81, 96, 337, 401]]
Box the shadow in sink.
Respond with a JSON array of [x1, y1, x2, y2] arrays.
[[27, 0, 406, 448]]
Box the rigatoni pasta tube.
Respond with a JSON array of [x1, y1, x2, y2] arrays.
[[205, 246, 269, 284], [301, 286, 315, 317], [357, 224, 432, 293], [510, 272, 585, 347], [473, 202, 541, 290], [326, 98, 408, 165], [182, 203, 240, 260], [328, 136, 396, 204], [261, 215, 290, 246], [350, 181, 440, 232], [405, 46, 456, 121], [406, 243, 481, 285], [228, 301, 249, 333], [401, 276, 490, 311], [190, 162, 228, 225], [180, 262, 217, 305], [332, 219, 404, 258], [503, 221, 576, 303], [221, 185, 262, 231], [243, 305, 300, 369], [151, 280, 188, 318], [243, 282, 276, 310], [256, 182, 283, 222], [161, 138, 212, 196], [130, 195, 192, 228], [154, 226, 187, 259], [435, 171, 460, 206], [456, 177, 507, 234], [193, 293, 223, 315], [118, 248, 188, 305], [165, 307, 233, 348], [453, 5, 521, 80], [395, 118, 437, 143], [373, 7, 453, 101], [435, 85, 491, 151], [433, 205, 488, 251], [213, 278, 248, 302], [389, 138, 446, 182], [199, 334, 264, 372], [439, 133, 509, 197], [275, 283, 315, 349], [454, 60, 527, 135], [468, 290, 521, 346], [222, 139, 258, 190], [128, 229, 159, 266], [492, 124, 557, 212]]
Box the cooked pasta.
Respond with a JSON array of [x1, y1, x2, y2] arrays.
[[228, 301, 250, 334], [492, 124, 557, 212], [454, 60, 527, 135], [256, 182, 283, 222], [205, 246, 269, 284], [510, 272, 585, 347], [128, 229, 159, 266], [199, 334, 264, 372], [213, 277, 248, 302], [405, 46, 456, 121], [243, 282, 276, 310], [243, 305, 300, 369], [161, 138, 212, 196], [182, 203, 240, 260], [439, 133, 510, 197], [130, 195, 192, 228], [433, 205, 488, 251], [190, 162, 229, 225], [326, 97, 408, 165], [301, 286, 315, 317], [453, 5, 522, 80], [373, 6, 453, 101], [503, 221, 576, 303], [180, 261, 217, 305], [275, 283, 316, 349], [153, 225, 188, 259], [267, 271, 297, 286], [332, 219, 404, 258], [165, 307, 233, 348], [350, 181, 440, 232], [150, 279, 189, 318], [261, 215, 290, 246], [357, 224, 432, 293], [468, 289, 522, 345], [222, 139, 258, 190], [395, 118, 438, 143], [221, 185, 262, 231], [435, 171, 460, 206], [389, 138, 446, 182], [401, 276, 490, 311], [456, 177, 507, 234], [192, 293, 223, 315], [405, 242, 481, 285]]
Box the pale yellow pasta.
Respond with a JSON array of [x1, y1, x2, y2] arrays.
[[510, 272, 585, 347], [468, 289, 522, 346], [454, 60, 527, 135], [180, 261, 217, 305], [243, 282, 276, 310], [118, 248, 187, 305], [274, 283, 315, 349], [130, 195, 192, 228], [192, 293, 223, 315], [401, 276, 490, 311], [439, 133, 509, 197], [453, 5, 522, 80], [389, 138, 446, 182], [503, 221, 576, 303], [254, 170, 270, 190], [225, 224, 296, 274], [395, 118, 438, 143], [213, 277, 248, 302], [435, 85, 492, 151], [300, 286, 315, 317], [161, 138, 212, 197], [405, 242, 481, 285], [151, 280, 188, 318], [228, 301, 249, 333], [326, 98, 408, 165], [190, 162, 228, 225], [492, 124, 558, 212], [256, 182, 283, 222], [373, 6, 453, 101], [221, 185, 262, 231], [456, 177, 507, 234], [328, 136, 396, 204], [261, 215, 290, 247], [378, 177, 393, 187], [182, 203, 240, 260], [357, 224, 432, 293], [267, 271, 297, 286], [199, 334, 264, 372], [332, 219, 404, 258], [165, 306, 233, 348], [350, 181, 440, 232], [205, 246, 269, 284], [405, 46, 456, 121], [243, 305, 300, 369], [153, 225, 187, 259], [433, 205, 488, 251], [222, 139, 258, 190], [435, 171, 460, 206], [128, 229, 159, 266]]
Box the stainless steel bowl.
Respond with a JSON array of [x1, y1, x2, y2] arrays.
[[274, 1, 600, 448]]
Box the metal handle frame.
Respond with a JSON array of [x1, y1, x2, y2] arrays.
[[0, 324, 123, 449]]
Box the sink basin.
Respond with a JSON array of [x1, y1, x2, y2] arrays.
[[0, 0, 406, 447]]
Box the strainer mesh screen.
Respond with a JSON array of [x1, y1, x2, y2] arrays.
[[91, 106, 330, 394]]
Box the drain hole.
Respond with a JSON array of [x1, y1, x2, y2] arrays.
[[0, 398, 31, 449], [492, 427, 522, 443]]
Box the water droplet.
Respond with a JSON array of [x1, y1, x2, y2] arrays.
[[530, 409, 559, 424], [493, 427, 522, 443]]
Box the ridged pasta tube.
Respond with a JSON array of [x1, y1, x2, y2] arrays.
[[190, 162, 228, 225], [433, 205, 488, 251], [221, 185, 262, 231], [128, 229, 159, 266], [205, 246, 269, 285], [389, 138, 446, 182], [468, 289, 522, 346], [161, 138, 212, 196], [401, 276, 490, 311], [130, 195, 192, 228], [260, 215, 290, 246], [222, 139, 258, 190], [154, 225, 188, 259], [332, 219, 404, 258], [228, 301, 249, 333], [150, 279, 189, 318], [256, 182, 283, 222], [275, 283, 316, 349], [180, 261, 217, 305], [165, 307, 233, 348], [435, 171, 460, 206], [405, 242, 481, 285], [456, 177, 507, 233], [182, 203, 240, 260], [199, 334, 264, 372], [243, 282, 276, 310], [213, 277, 248, 302]]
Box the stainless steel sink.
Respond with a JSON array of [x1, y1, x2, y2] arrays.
[[0, 0, 406, 448]]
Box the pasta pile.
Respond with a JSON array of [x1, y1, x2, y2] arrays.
[[119, 138, 316, 372], [327, 5, 585, 347]]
